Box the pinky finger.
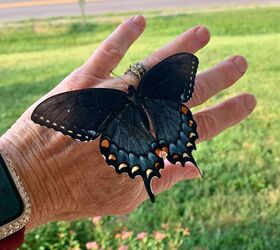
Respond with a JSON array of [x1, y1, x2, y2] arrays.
[[194, 93, 257, 143]]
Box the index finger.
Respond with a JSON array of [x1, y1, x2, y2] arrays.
[[83, 15, 146, 78]]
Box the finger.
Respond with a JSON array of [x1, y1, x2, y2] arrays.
[[188, 55, 248, 108], [143, 25, 210, 68], [151, 162, 201, 196], [194, 93, 257, 143], [83, 15, 146, 78], [150, 93, 256, 197]]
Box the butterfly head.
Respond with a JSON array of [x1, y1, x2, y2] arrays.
[[128, 85, 137, 94], [128, 85, 139, 102]]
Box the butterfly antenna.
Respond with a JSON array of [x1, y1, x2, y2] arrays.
[[110, 70, 130, 86]]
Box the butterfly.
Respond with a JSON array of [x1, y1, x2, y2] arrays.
[[31, 53, 200, 203]]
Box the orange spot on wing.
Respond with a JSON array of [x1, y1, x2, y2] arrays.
[[155, 149, 161, 157], [181, 105, 189, 114], [173, 154, 179, 160], [155, 147, 168, 159], [161, 146, 168, 154], [101, 139, 110, 148]]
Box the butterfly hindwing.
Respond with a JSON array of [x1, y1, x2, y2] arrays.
[[138, 53, 198, 103], [31, 88, 129, 141], [144, 99, 199, 171], [99, 103, 164, 202]]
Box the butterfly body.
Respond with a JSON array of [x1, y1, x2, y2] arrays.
[[127, 84, 140, 100], [31, 53, 200, 202]]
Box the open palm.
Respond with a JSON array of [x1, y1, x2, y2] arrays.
[[0, 15, 256, 229]]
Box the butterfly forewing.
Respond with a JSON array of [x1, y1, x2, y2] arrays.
[[31, 88, 129, 141], [138, 53, 199, 103]]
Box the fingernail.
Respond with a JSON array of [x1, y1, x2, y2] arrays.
[[194, 25, 210, 43], [130, 15, 145, 27], [244, 95, 257, 111], [233, 56, 248, 74]]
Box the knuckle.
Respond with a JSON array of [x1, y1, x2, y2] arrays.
[[216, 64, 228, 84], [196, 112, 218, 141], [192, 77, 208, 105], [60, 67, 85, 90], [216, 62, 236, 86], [99, 40, 124, 59], [146, 55, 161, 68], [179, 34, 195, 52], [230, 60, 244, 79], [120, 21, 141, 36], [179, 30, 201, 52], [118, 22, 128, 33]]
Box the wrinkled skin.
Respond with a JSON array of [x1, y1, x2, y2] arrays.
[[0, 16, 256, 230]]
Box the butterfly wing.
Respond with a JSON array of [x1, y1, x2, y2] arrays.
[[99, 102, 164, 202], [144, 99, 200, 172], [138, 53, 198, 103], [137, 53, 200, 172], [31, 88, 129, 141], [31, 53, 200, 203]]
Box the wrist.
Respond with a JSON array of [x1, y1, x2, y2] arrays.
[[0, 121, 57, 230]]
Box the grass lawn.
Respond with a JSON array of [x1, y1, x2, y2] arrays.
[[0, 6, 279, 250]]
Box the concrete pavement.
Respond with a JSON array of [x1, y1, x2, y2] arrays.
[[0, 0, 279, 22]]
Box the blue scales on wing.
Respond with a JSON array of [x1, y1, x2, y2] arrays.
[[144, 99, 199, 171], [138, 53, 201, 174], [99, 103, 164, 202]]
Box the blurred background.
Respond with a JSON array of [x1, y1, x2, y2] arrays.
[[0, 0, 279, 249]]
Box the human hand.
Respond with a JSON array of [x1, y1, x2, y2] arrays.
[[0, 16, 256, 230]]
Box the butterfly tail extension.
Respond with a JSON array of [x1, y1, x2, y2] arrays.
[[142, 175, 155, 203], [188, 155, 203, 179]]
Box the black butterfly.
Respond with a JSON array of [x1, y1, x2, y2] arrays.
[[31, 53, 200, 202]]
